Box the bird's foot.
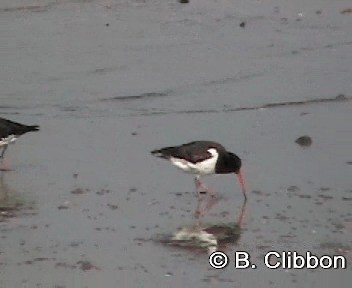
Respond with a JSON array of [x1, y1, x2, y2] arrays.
[[194, 178, 216, 197]]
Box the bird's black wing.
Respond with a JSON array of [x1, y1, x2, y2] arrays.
[[151, 141, 225, 163]]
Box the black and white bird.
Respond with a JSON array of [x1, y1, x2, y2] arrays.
[[0, 117, 39, 170], [151, 141, 247, 201]]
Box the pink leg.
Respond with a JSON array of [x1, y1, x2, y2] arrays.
[[237, 200, 248, 228], [194, 177, 202, 193]]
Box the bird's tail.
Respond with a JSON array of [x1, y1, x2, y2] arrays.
[[15, 124, 40, 135], [151, 149, 165, 158], [0, 117, 40, 135], [151, 147, 174, 159], [25, 125, 40, 132]]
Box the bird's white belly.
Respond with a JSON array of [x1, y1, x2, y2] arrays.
[[0, 135, 17, 147], [170, 148, 219, 175]]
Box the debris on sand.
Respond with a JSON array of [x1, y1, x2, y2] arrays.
[[287, 186, 300, 192], [239, 21, 246, 28], [96, 188, 110, 195], [107, 203, 118, 210], [341, 8, 352, 14], [295, 135, 312, 147], [71, 188, 86, 195], [77, 260, 100, 272], [57, 201, 70, 210], [179, 0, 189, 3]]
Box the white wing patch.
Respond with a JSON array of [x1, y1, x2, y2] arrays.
[[0, 135, 17, 147], [170, 148, 219, 175]]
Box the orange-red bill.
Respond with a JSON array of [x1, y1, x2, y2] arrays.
[[236, 169, 247, 199]]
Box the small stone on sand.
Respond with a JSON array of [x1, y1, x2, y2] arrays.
[[295, 135, 312, 147]]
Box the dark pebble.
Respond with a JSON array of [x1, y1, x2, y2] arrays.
[[295, 135, 312, 147]]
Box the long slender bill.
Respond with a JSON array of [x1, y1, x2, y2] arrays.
[[236, 169, 247, 201]]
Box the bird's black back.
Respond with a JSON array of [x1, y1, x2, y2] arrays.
[[151, 141, 226, 164]]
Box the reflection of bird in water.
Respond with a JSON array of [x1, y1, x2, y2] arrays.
[[0, 117, 39, 171], [151, 141, 247, 200], [0, 174, 23, 220], [194, 192, 220, 219], [0, 173, 11, 219], [0, 173, 9, 203], [161, 199, 248, 254]]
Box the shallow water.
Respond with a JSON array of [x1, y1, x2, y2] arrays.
[[1, 0, 352, 287]]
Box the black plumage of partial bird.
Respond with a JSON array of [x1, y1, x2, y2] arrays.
[[0, 117, 39, 170]]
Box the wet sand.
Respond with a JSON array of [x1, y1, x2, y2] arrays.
[[1, 0, 352, 287]]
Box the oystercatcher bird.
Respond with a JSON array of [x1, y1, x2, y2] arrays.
[[151, 141, 247, 201], [0, 117, 39, 170]]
